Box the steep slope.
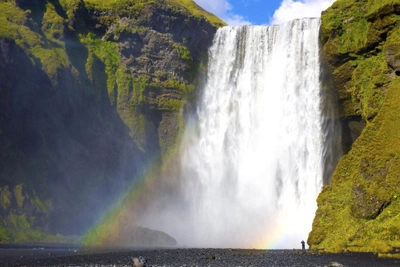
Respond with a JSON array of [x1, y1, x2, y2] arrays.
[[0, 0, 223, 244], [309, 0, 400, 255]]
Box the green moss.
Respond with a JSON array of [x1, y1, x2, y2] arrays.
[[175, 44, 196, 77], [0, 185, 76, 244], [379, 253, 400, 259], [339, 18, 368, 54], [385, 27, 400, 59], [162, 79, 194, 94], [14, 184, 25, 209], [84, 0, 155, 15], [83, 0, 225, 28], [309, 78, 400, 253], [31, 46, 70, 80], [82, 35, 121, 95], [30, 194, 50, 213], [365, 0, 400, 17], [0, 226, 11, 243], [59, 0, 81, 19], [132, 78, 150, 106], [349, 53, 390, 120], [321, 0, 400, 59], [0, 1, 72, 81], [114, 24, 148, 40], [0, 2, 30, 39], [42, 2, 66, 40], [0, 186, 11, 210], [116, 65, 150, 107], [0, 2, 43, 49], [339, 99, 357, 118], [320, 0, 367, 54], [0, 0, 215, 246], [158, 98, 183, 111], [0, 212, 78, 244], [167, 0, 226, 28], [176, 44, 192, 62], [9, 213, 30, 232]]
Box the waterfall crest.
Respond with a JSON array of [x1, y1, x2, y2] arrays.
[[141, 18, 340, 249]]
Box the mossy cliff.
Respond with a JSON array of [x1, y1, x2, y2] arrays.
[[0, 0, 223, 244], [309, 0, 400, 255]]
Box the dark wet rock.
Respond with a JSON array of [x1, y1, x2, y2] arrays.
[[351, 186, 391, 219], [385, 43, 400, 73]]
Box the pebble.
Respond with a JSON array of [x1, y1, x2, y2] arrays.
[[1, 248, 399, 267]]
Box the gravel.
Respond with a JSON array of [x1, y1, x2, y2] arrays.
[[1, 247, 400, 267]]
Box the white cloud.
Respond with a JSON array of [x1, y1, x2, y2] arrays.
[[270, 0, 336, 25], [194, 0, 251, 26]]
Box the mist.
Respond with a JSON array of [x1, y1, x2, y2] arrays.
[[135, 18, 341, 249]]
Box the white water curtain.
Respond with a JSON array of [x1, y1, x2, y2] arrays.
[[141, 18, 338, 249]]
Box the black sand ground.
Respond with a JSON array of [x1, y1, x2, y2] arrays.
[[1, 247, 400, 267]]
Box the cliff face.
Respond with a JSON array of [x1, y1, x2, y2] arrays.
[[0, 0, 223, 243], [309, 0, 400, 254]]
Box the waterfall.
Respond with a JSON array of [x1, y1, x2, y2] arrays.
[[140, 18, 340, 249]]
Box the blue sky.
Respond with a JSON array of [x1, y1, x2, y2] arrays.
[[193, 0, 337, 25]]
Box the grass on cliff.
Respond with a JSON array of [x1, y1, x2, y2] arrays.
[[310, 0, 400, 253], [167, 0, 226, 27], [83, 0, 225, 27], [350, 53, 390, 120], [0, 184, 79, 244], [365, 0, 400, 17], [309, 78, 400, 253], [320, 0, 367, 53], [0, 0, 211, 244], [321, 0, 400, 56], [321, 0, 398, 121], [0, 1, 71, 82], [82, 34, 120, 94]]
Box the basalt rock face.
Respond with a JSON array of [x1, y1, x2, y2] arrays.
[[0, 0, 223, 243], [309, 0, 400, 254]]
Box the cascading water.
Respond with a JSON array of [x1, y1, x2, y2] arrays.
[[140, 18, 340, 249]]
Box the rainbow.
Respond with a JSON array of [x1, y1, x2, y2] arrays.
[[82, 119, 314, 250], [82, 157, 165, 246], [82, 156, 305, 249]]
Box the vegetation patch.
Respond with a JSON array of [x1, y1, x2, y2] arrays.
[[42, 2, 66, 40], [309, 78, 400, 252], [310, 0, 400, 254], [349, 53, 390, 120], [0, 0, 220, 246], [82, 34, 121, 95], [167, 0, 226, 28], [0, 186, 11, 210]]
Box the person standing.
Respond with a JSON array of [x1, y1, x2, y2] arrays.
[[301, 240, 305, 250]]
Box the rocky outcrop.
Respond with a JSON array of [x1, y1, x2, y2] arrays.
[[309, 0, 400, 255], [0, 0, 223, 244], [82, 0, 224, 157]]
